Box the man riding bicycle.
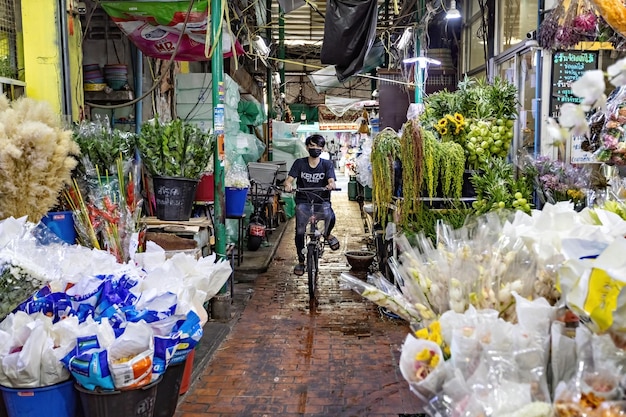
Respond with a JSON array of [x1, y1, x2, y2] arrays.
[[284, 134, 340, 276]]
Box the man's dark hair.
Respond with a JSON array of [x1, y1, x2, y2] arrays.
[[305, 134, 325, 148]]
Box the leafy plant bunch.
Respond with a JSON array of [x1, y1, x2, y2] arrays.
[[470, 158, 534, 215], [422, 76, 518, 170], [421, 129, 465, 199], [137, 118, 214, 179], [399, 120, 424, 227], [73, 117, 136, 176], [371, 128, 400, 225]]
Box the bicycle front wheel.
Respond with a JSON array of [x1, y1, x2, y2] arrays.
[[306, 242, 318, 299]]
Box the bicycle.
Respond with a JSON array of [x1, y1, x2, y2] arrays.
[[247, 180, 279, 251], [293, 187, 341, 300]]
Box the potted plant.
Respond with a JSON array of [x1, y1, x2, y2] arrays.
[[0, 96, 79, 223], [137, 118, 213, 221]]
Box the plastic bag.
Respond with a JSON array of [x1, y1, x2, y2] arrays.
[[108, 321, 154, 389], [169, 310, 202, 365], [320, 0, 378, 81]]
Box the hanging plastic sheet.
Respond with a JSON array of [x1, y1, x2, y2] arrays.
[[320, 0, 379, 82], [310, 40, 385, 93], [100, 0, 244, 61]]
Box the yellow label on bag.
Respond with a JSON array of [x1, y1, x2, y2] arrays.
[[583, 268, 626, 332]]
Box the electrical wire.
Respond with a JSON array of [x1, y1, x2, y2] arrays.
[[85, 0, 197, 110]]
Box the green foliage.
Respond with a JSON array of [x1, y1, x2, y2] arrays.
[[74, 125, 136, 175], [0, 56, 16, 79], [404, 203, 472, 245], [470, 158, 533, 215], [371, 128, 400, 226], [137, 118, 214, 179]]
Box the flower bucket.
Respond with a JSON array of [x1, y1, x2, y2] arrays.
[[179, 349, 195, 395], [194, 173, 215, 202], [225, 187, 249, 217], [153, 176, 199, 221], [41, 211, 76, 244], [0, 379, 78, 417], [76, 376, 161, 417], [154, 360, 186, 417]]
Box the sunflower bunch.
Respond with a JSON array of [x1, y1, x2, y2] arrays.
[[434, 113, 466, 144]]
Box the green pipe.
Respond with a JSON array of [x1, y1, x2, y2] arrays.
[[414, 0, 424, 104], [211, 0, 226, 267], [279, 9, 285, 95], [266, 0, 274, 120]]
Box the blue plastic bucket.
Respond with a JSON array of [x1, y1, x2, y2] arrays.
[[225, 187, 249, 217], [41, 211, 76, 244], [0, 379, 77, 417]]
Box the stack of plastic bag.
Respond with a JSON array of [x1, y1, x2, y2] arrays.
[[0, 216, 232, 390]]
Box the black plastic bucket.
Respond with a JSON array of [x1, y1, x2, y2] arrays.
[[153, 361, 186, 417], [153, 176, 199, 221], [75, 377, 161, 417]]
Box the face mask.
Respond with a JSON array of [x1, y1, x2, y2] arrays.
[[308, 148, 322, 158]]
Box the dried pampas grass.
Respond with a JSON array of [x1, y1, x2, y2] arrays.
[[0, 95, 80, 222]]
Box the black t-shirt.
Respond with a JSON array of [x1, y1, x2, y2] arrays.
[[288, 157, 336, 204]]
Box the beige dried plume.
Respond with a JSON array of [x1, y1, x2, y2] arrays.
[[0, 95, 80, 222]]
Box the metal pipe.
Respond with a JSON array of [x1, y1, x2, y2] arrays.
[[533, 0, 544, 158], [134, 45, 143, 135], [212, 0, 226, 267], [58, 0, 72, 117], [266, 0, 273, 120], [279, 9, 285, 95]]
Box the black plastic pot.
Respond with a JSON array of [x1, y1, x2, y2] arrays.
[[153, 176, 199, 221]]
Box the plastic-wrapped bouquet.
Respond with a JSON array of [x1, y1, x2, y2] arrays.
[[520, 153, 588, 207], [399, 299, 556, 417], [65, 158, 143, 263], [595, 87, 626, 165]]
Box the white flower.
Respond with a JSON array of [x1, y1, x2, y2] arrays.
[[571, 70, 606, 111], [559, 103, 589, 137], [546, 118, 569, 141], [608, 57, 626, 87]]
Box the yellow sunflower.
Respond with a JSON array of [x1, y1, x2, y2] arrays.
[[454, 113, 465, 125], [437, 118, 448, 128], [445, 114, 459, 126]]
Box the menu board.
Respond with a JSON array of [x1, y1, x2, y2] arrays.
[[549, 51, 599, 119], [550, 51, 600, 164]]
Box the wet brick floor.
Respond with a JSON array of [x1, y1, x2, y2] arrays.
[[176, 187, 423, 416]]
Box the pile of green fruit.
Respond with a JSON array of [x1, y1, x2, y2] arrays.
[[465, 118, 515, 169]]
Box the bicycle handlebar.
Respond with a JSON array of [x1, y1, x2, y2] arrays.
[[291, 187, 342, 192]]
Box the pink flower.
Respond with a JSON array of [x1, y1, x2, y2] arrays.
[[603, 134, 619, 150], [573, 12, 597, 34]]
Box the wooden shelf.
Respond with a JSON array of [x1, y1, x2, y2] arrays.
[[84, 90, 134, 104]]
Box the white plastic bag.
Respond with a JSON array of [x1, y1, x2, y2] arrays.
[[108, 321, 154, 389]]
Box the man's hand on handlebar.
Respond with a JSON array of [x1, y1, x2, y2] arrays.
[[284, 182, 294, 193]]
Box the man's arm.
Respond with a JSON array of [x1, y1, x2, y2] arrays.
[[284, 175, 296, 192]]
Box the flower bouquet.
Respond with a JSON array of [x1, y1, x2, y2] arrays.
[[595, 86, 626, 165], [65, 157, 143, 263], [519, 153, 588, 208]]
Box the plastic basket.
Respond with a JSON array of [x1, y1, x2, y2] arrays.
[[0, 379, 77, 417], [76, 376, 161, 417], [153, 176, 199, 221]]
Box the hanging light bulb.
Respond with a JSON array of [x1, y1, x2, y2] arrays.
[[446, 0, 461, 19]]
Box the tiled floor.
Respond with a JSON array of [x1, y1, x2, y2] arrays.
[[176, 186, 423, 417]]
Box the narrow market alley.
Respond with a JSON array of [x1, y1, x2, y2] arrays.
[[175, 176, 423, 417]]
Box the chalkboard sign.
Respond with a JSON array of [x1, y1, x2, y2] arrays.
[[549, 51, 599, 119]]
